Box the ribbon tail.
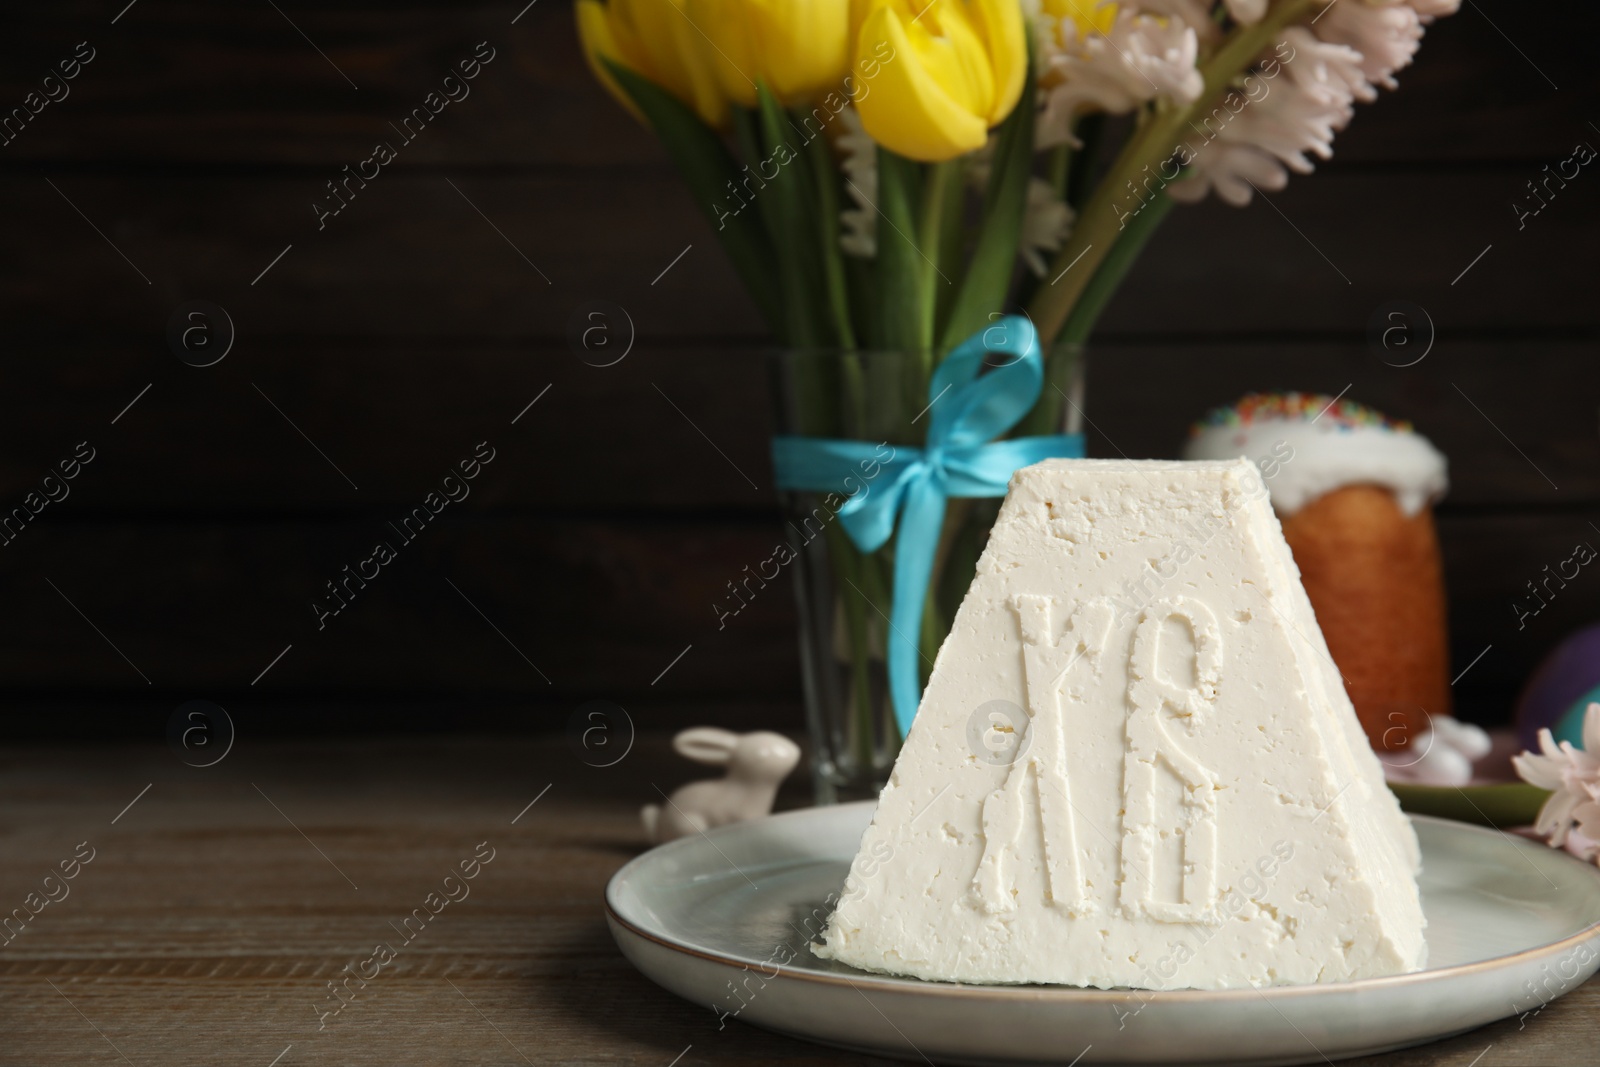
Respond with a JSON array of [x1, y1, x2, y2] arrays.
[[888, 475, 947, 739]]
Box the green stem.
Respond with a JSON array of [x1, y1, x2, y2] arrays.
[[856, 544, 899, 745], [1048, 143, 1070, 195], [1060, 189, 1175, 345], [936, 499, 986, 621], [755, 90, 830, 348], [845, 253, 882, 350], [1027, 0, 1319, 346], [805, 124, 857, 350], [931, 159, 967, 348], [824, 523, 876, 772], [730, 106, 786, 312], [919, 592, 944, 686], [840, 351, 868, 437], [916, 159, 962, 360], [858, 545, 893, 621], [876, 148, 925, 356], [1019, 191, 1173, 438]]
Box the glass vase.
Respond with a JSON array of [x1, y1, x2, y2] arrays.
[[770, 342, 1086, 804]]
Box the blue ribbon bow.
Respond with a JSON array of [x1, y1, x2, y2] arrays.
[[771, 315, 1084, 738]]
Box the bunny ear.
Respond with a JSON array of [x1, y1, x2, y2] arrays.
[[674, 727, 738, 765]]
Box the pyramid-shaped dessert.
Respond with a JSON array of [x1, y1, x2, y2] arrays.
[[815, 459, 1426, 989]]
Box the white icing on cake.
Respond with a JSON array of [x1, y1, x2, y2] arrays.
[[1183, 418, 1448, 517]]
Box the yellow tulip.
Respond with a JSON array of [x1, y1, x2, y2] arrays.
[[852, 0, 1027, 162], [576, 0, 729, 128], [691, 0, 852, 109]]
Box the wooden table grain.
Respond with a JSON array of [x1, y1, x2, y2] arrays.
[[1, 734, 1593, 1067]]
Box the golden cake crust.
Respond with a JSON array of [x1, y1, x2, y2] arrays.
[[1280, 484, 1451, 751]]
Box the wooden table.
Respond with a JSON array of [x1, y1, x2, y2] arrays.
[[2, 734, 1593, 1066]]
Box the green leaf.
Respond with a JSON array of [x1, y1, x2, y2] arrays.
[[756, 86, 829, 348], [1388, 782, 1551, 830], [937, 47, 1036, 354], [731, 104, 793, 328], [844, 253, 881, 350], [730, 105, 770, 222], [804, 121, 857, 350], [604, 60, 781, 332]]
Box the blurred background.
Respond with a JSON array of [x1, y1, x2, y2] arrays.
[[1, 1, 1595, 741]]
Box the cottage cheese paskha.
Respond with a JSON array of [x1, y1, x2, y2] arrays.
[[815, 459, 1427, 989]]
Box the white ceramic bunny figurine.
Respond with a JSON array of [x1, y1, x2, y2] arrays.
[[640, 728, 801, 844]]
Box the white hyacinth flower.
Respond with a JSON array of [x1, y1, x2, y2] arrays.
[[1223, 0, 1269, 24], [1279, 25, 1373, 102], [1020, 177, 1075, 275], [1120, 0, 1218, 38], [1161, 0, 1451, 208], [1169, 29, 1359, 206], [1513, 703, 1600, 864], [1314, 0, 1425, 91], [1167, 142, 1290, 205], [1402, 0, 1461, 20], [1037, 9, 1205, 150]]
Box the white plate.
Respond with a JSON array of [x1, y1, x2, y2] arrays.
[[607, 803, 1600, 1066]]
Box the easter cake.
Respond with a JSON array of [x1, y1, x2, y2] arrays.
[[1182, 394, 1480, 781]]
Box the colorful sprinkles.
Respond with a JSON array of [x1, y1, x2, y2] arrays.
[[1189, 392, 1413, 437]]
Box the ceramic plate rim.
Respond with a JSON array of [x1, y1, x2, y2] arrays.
[[605, 802, 1600, 1002]]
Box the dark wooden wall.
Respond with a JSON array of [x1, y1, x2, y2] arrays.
[[0, 1, 1595, 738]]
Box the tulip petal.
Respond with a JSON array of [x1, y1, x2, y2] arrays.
[[616, 0, 730, 128], [670, 11, 733, 126], [690, 0, 851, 110], [968, 0, 1027, 124], [692, 0, 761, 107], [856, 4, 988, 162], [925, 0, 997, 118], [759, 0, 852, 104], [577, 0, 649, 123]]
